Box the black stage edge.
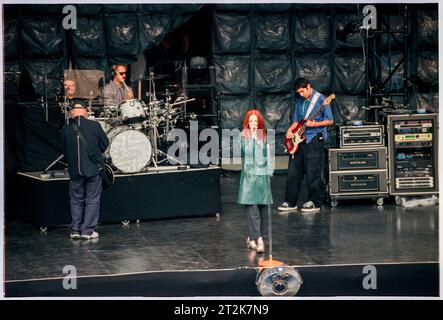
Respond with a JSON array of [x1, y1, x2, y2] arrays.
[[5, 263, 438, 297], [15, 167, 222, 227]]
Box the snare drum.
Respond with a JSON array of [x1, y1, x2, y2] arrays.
[[119, 99, 146, 125]]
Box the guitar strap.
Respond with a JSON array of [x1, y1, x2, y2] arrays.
[[303, 91, 321, 119]]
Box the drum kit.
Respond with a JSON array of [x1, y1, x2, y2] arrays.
[[60, 71, 194, 174]]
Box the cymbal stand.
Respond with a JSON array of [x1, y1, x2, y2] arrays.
[[151, 114, 185, 167], [147, 100, 186, 167], [60, 93, 71, 125], [181, 60, 188, 119], [146, 72, 161, 164], [145, 70, 185, 169], [149, 101, 160, 164], [147, 68, 159, 104], [164, 88, 171, 137]]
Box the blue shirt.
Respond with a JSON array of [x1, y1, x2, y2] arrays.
[[292, 89, 334, 144]]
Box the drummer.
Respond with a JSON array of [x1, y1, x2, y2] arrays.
[[103, 64, 134, 110]]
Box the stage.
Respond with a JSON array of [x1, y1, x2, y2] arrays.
[[5, 173, 439, 297], [14, 166, 222, 228]]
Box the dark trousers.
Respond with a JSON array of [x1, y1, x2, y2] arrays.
[[245, 205, 268, 240], [69, 174, 102, 235], [284, 137, 324, 208]]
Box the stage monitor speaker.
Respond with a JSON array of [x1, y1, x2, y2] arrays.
[[185, 87, 216, 116], [187, 65, 215, 86]]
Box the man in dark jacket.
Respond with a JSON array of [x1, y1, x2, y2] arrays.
[[62, 101, 109, 240]]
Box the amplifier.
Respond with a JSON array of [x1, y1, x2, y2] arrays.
[[329, 170, 388, 195], [394, 119, 433, 131], [396, 177, 434, 189], [329, 147, 387, 171], [394, 134, 433, 148], [395, 159, 433, 177], [339, 125, 384, 148], [395, 133, 432, 142], [383, 113, 439, 196]]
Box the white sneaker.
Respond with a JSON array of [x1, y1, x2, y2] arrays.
[[256, 238, 265, 253], [301, 201, 320, 213], [246, 237, 257, 250], [81, 231, 99, 240], [278, 202, 297, 211], [70, 232, 80, 240]]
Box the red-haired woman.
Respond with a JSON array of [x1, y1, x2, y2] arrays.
[[237, 110, 273, 253]]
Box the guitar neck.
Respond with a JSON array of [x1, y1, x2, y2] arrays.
[[296, 93, 335, 135], [299, 103, 326, 134], [307, 103, 326, 121]]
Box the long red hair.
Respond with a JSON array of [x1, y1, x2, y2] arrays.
[[242, 109, 267, 141]]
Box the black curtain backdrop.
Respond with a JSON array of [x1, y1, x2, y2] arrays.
[[3, 3, 438, 178], [212, 3, 438, 153]]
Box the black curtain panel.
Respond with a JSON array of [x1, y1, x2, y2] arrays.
[[3, 3, 439, 167]]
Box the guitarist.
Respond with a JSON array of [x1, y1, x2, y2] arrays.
[[278, 78, 334, 213]]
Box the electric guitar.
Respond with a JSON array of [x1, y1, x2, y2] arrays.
[[285, 93, 335, 155]]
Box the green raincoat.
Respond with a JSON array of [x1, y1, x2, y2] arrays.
[[237, 136, 273, 205]]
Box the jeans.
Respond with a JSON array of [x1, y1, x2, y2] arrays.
[[69, 174, 102, 235], [284, 136, 324, 208], [245, 204, 268, 240]]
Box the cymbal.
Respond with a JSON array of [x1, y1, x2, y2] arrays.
[[143, 74, 170, 80], [166, 84, 182, 91]]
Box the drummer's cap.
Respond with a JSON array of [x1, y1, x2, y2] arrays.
[[71, 99, 87, 109]]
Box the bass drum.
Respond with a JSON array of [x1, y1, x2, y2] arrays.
[[106, 126, 152, 173]]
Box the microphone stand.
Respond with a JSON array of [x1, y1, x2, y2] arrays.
[[43, 154, 66, 174]]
